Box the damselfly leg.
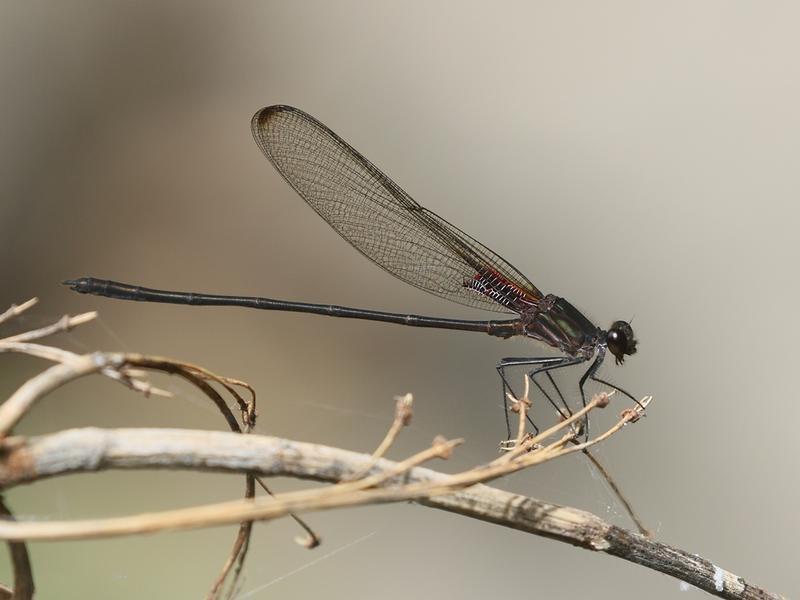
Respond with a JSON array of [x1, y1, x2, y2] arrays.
[[497, 355, 585, 439]]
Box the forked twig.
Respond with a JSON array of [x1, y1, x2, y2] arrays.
[[346, 393, 414, 481], [0, 411, 779, 599], [0, 300, 316, 599], [0, 396, 648, 542], [0, 311, 97, 343], [0, 300, 780, 600], [498, 381, 649, 536]]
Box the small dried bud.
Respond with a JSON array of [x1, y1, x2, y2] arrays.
[[432, 435, 453, 459], [394, 393, 414, 425], [595, 392, 611, 408], [620, 408, 641, 423]]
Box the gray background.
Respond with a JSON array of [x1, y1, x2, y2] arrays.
[[1, 2, 797, 598]]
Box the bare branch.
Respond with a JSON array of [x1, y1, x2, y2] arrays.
[[582, 448, 650, 537], [0, 496, 34, 600], [0, 301, 314, 597], [0, 426, 777, 600], [372, 393, 414, 460], [0, 311, 97, 343], [0, 301, 778, 599], [346, 393, 414, 481], [0, 304, 254, 596], [0, 299, 38, 327], [0, 352, 120, 437], [206, 474, 254, 600]]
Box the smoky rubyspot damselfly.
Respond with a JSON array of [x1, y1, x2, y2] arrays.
[[66, 104, 639, 437]]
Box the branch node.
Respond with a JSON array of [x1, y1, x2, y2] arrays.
[[432, 435, 459, 459], [595, 391, 612, 408]]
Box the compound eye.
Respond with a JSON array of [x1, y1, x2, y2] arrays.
[[607, 321, 637, 365], [607, 329, 627, 361]]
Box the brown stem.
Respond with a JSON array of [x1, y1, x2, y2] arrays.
[[0, 425, 778, 600], [0, 496, 34, 600]]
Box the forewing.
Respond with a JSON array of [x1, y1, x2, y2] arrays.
[[251, 105, 542, 313]]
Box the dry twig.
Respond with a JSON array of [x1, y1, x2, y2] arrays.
[[0, 423, 779, 600], [346, 393, 414, 482], [0, 300, 314, 599], [0, 299, 38, 326], [0, 496, 33, 600], [0, 299, 781, 599], [1, 392, 644, 539]]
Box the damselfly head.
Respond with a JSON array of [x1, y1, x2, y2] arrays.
[[606, 320, 637, 365]]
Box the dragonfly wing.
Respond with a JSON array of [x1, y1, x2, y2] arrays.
[[252, 105, 543, 314]]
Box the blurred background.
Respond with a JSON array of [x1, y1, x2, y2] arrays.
[[1, 1, 798, 598]]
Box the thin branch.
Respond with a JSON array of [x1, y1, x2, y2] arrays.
[[0, 299, 38, 327], [347, 393, 414, 481], [370, 393, 414, 460], [0, 311, 97, 343], [0, 342, 172, 399], [0, 352, 121, 437], [0, 301, 778, 599], [0, 304, 261, 597], [253, 476, 320, 549], [207, 474, 255, 600], [121, 355, 257, 431], [0, 426, 777, 600], [0, 303, 315, 596], [0, 433, 465, 540], [499, 383, 650, 536], [0, 341, 91, 364], [106, 353, 261, 598], [0, 496, 34, 600], [582, 448, 650, 537], [495, 387, 606, 465], [497, 375, 532, 461]]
